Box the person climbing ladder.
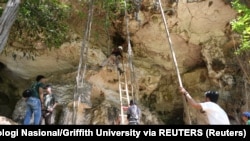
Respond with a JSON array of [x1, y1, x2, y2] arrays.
[[100, 46, 124, 75]]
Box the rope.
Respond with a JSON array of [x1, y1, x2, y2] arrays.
[[0, 0, 20, 53], [157, 0, 192, 125], [104, 0, 111, 55], [73, 0, 94, 124], [133, 0, 142, 21], [125, 0, 138, 102], [117, 0, 139, 125]]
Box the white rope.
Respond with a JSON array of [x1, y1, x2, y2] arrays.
[[73, 0, 94, 124], [158, 0, 192, 125], [125, 0, 138, 102]]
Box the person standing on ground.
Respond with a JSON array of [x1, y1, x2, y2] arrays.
[[179, 87, 230, 125], [242, 112, 250, 125], [41, 84, 58, 125], [23, 75, 46, 125], [127, 100, 141, 125]]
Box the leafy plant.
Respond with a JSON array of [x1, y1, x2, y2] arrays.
[[0, 0, 8, 15], [231, 0, 250, 54], [9, 0, 70, 49], [102, 0, 133, 24]]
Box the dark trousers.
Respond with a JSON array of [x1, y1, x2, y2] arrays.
[[128, 119, 139, 125], [41, 110, 53, 125], [129, 122, 138, 125]]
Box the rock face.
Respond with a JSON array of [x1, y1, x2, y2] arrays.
[[0, 116, 18, 125], [0, 0, 249, 124]]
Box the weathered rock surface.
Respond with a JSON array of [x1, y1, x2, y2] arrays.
[[0, 0, 248, 125]]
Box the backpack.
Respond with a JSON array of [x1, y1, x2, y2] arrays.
[[22, 82, 40, 98], [22, 89, 32, 98]]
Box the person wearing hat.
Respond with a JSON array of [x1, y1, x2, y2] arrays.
[[41, 84, 58, 125], [242, 112, 250, 125], [179, 87, 230, 125], [100, 46, 124, 75]]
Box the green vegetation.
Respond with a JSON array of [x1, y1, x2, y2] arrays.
[[0, 0, 8, 15], [102, 0, 132, 27], [7, 0, 133, 50], [10, 0, 70, 49], [231, 0, 250, 54], [103, 0, 132, 15], [0, 0, 138, 60]]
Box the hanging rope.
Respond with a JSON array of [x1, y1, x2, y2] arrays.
[[104, 0, 111, 55], [133, 0, 142, 21], [157, 0, 192, 125], [124, 0, 138, 102], [0, 0, 20, 53], [73, 0, 94, 124]]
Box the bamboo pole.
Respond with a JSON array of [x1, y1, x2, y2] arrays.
[[158, 0, 192, 125]]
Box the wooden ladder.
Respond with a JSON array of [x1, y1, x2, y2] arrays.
[[118, 60, 131, 125]]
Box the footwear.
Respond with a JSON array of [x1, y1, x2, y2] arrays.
[[118, 68, 124, 75]]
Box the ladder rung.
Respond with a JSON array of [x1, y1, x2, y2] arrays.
[[119, 114, 127, 117], [121, 107, 128, 110], [121, 96, 128, 99], [122, 106, 129, 109]]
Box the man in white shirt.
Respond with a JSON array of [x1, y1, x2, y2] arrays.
[[179, 87, 230, 125]]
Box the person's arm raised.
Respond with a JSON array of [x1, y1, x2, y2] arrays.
[[179, 87, 202, 110]]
